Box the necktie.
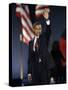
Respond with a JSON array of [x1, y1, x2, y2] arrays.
[[35, 38, 39, 51]]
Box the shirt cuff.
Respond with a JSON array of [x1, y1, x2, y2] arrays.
[[46, 20, 50, 25], [28, 74, 31, 76]]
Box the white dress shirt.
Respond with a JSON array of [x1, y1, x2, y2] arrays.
[[33, 36, 39, 51], [46, 19, 50, 25]]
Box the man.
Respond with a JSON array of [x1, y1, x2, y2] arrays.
[[28, 7, 55, 85]]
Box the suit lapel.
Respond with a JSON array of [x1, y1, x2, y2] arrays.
[[30, 39, 34, 51]]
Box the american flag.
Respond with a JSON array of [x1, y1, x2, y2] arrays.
[[16, 4, 34, 45], [35, 5, 49, 18]]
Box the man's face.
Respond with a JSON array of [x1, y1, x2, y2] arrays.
[[43, 8, 50, 19], [44, 12, 49, 19], [34, 24, 42, 36]]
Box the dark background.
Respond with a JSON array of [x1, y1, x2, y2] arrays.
[[11, 3, 66, 82]]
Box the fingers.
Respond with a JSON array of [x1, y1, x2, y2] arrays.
[[28, 76, 32, 81], [28, 74, 32, 81]]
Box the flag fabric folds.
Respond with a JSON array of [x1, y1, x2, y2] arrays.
[[16, 4, 34, 45], [35, 5, 49, 18]]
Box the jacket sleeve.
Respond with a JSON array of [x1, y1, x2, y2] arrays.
[[44, 24, 51, 46], [41, 20, 55, 69], [39, 17, 51, 46]]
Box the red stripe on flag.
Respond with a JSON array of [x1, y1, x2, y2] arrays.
[[36, 6, 48, 10], [16, 3, 21, 7], [16, 12, 20, 17], [16, 4, 34, 45], [21, 6, 30, 20], [22, 35, 29, 45], [21, 14, 34, 34], [22, 25, 32, 40], [23, 5, 30, 19], [35, 14, 43, 18]]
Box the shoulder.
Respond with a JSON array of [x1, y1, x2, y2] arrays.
[[29, 39, 34, 44]]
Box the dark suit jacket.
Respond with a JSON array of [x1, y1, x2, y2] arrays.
[[28, 18, 55, 74]]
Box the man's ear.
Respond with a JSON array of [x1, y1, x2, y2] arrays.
[[33, 28, 35, 32], [33, 28, 35, 35], [43, 12, 49, 20]]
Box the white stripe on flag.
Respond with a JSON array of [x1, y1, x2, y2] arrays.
[[35, 5, 49, 17], [16, 7, 21, 13], [35, 9, 45, 15], [23, 36, 29, 44], [22, 28, 31, 41], [16, 4, 34, 44], [20, 7, 33, 28], [25, 5, 30, 15], [36, 5, 44, 9], [21, 17, 34, 38]]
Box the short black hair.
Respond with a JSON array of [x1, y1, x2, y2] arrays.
[[33, 22, 41, 29]]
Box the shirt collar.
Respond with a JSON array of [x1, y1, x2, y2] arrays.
[[34, 35, 39, 39]]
